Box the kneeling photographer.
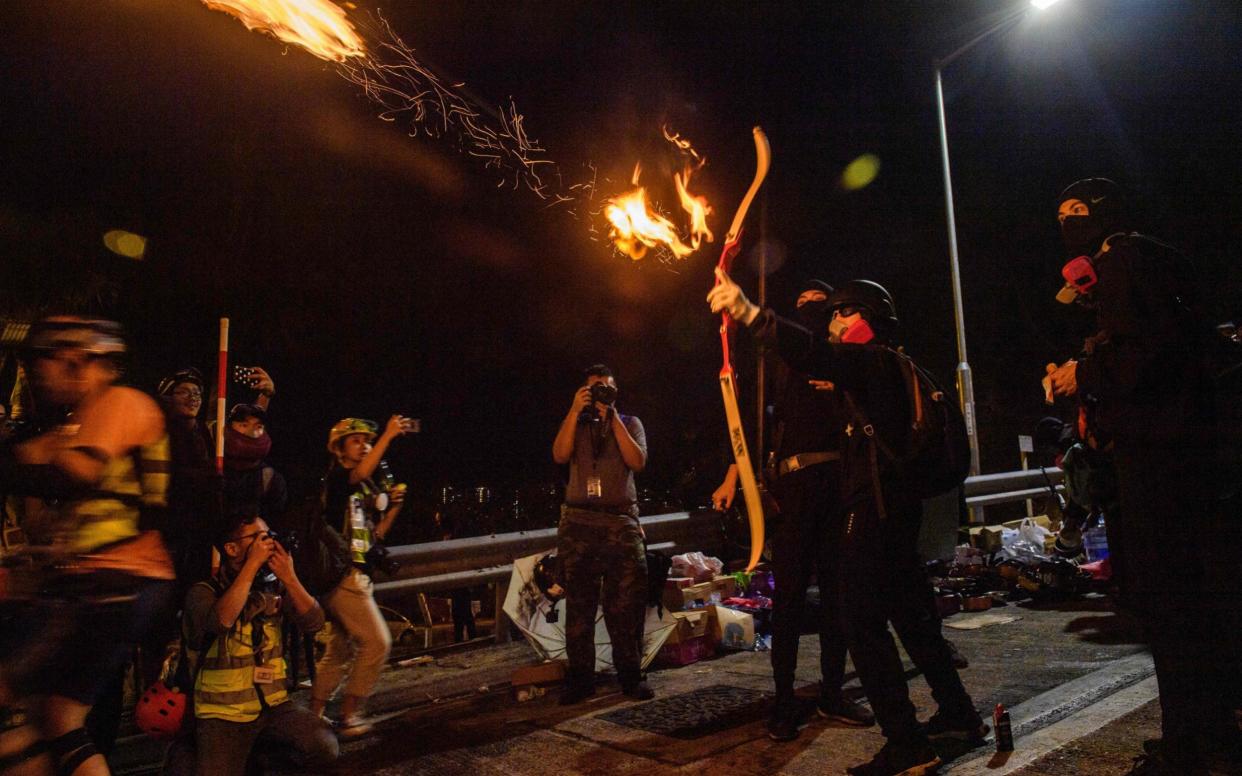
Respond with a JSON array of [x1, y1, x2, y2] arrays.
[[164, 514, 336, 776], [551, 364, 653, 704], [310, 415, 415, 738]]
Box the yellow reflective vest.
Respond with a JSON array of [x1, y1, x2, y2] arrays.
[[192, 583, 289, 722], [71, 434, 171, 553]]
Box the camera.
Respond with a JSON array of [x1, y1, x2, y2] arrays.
[[579, 382, 618, 424], [364, 542, 401, 578], [267, 529, 298, 556]]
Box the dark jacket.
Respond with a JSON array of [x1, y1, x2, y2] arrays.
[[750, 309, 915, 517], [1075, 233, 1213, 452]]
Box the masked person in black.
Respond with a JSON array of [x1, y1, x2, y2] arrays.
[[713, 280, 874, 741], [709, 273, 982, 776], [1045, 178, 1240, 774]]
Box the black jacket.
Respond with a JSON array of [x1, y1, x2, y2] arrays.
[[750, 309, 915, 517]]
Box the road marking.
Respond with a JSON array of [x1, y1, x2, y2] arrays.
[[946, 667, 1158, 775]]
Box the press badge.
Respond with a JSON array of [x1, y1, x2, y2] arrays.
[[253, 665, 275, 684], [586, 476, 602, 499]]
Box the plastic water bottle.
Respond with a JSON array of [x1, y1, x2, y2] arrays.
[[1082, 516, 1109, 562]]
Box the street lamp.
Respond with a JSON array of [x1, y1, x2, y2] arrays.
[[934, 0, 1067, 481]]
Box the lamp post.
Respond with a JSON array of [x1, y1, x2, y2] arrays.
[[934, 0, 1067, 484]]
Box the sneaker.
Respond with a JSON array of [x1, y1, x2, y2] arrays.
[[767, 700, 802, 742], [336, 714, 373, 739], [846, 740, 941, 776], [621, 681, 655, 701], [921, 710, 988, 744], [816, 694, 875, 727], [558, 683, 596, 706]]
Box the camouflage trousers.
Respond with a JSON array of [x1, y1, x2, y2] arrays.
[[557, 506, 648, 686]]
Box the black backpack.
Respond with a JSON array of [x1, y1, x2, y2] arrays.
[[851, 349, 971, 501]]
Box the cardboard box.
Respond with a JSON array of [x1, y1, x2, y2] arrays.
[[711, 575, 738, 599], [662, 575, 741, 612], [665, 609, 711, 645], [656, 634, 714, 667], [709, 605, 755, 650], [510, 660, 567, 687], [968, 525, 1006, 553]]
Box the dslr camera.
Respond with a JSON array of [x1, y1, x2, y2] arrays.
[[578, 382, 618, 424]]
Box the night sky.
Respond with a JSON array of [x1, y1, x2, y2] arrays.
[[3, 1, 1240, 530]]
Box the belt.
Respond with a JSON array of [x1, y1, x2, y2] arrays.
[[777, 451, 841, 477]]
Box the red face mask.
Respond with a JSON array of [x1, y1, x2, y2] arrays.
[[829, 317, 876, 344]]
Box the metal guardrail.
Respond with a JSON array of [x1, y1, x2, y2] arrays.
[[964, 467, 1063, 510], [377, 467, 1062, 598]]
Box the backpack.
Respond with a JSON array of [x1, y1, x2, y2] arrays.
[[852, 349, 971, 501]]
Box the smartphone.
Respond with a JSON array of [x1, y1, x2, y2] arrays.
[[232, 365, 258, 387]]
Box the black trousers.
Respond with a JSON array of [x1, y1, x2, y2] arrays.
[[838, 496, 976, 744], [1112, 445, 1242, 747], [769, 464, 848, 699]]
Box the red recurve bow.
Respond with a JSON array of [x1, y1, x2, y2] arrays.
[[714, 127, 771, 572]]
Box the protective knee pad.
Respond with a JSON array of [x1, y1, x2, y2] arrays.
[[47, 728, 97, 776]]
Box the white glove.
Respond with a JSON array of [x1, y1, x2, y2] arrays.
[[707, 267, 760, 325]]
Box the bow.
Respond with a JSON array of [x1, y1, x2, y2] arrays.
[[714, 127, 770, 572]]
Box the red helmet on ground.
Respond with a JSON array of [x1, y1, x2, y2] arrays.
[[135, 681, 187, 740]]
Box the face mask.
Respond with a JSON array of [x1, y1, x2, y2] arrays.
[[828, 317, 875, 344], [795, 300, 830, 333], [1060, 216, 1103, 258], [224, 424, 272, 469]]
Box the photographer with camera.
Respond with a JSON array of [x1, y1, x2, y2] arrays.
[[551, 364, 652, 704], [163, 513, 336, 776], [309, 416, 413, 738]]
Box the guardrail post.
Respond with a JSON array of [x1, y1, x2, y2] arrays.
[[493, 579, 511, 644]]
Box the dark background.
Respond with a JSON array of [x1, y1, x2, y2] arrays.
[[2, 1, 1240, 537]]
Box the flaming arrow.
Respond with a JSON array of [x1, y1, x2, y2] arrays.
[[714, 127, 770, 572]]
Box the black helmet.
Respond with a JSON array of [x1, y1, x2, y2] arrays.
[[827, 280, 898, 333]]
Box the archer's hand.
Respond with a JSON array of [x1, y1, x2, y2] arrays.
[[808, 379, 835, 392], [707, 267, 760, 325], [711, 479, 737, 511], [1046, 361, 1078, 397]]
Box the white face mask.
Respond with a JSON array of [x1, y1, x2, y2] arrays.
[[828, 317, 850, 343]]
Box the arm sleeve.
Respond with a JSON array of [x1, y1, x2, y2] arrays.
[[291, 600, 325, 634], [1077, 242, 1193, 401], [749, 309, 871, 392], [183, 583, 221, 645], [0, 460, 92, 499], [624, 415, 647, 459]]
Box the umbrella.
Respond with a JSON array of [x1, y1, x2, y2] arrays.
[[503, 551, 676, 671]]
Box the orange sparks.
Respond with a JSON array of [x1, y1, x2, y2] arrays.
[[201, 0, 366, 63], [605, 160, 713, 261]]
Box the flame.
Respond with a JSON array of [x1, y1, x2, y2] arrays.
[[201, 0, 366, 63], [605, 161, 713, 261]]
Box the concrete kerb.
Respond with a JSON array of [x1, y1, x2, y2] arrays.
[[945, 652, 1157, 774]]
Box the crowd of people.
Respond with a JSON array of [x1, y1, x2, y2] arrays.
[[0, 332, 419, 775], [0, 175, 1238, 776]]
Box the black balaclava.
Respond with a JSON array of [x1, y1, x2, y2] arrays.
[[795, 279, 834, 332], [1057, 178, 1126, 258]]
